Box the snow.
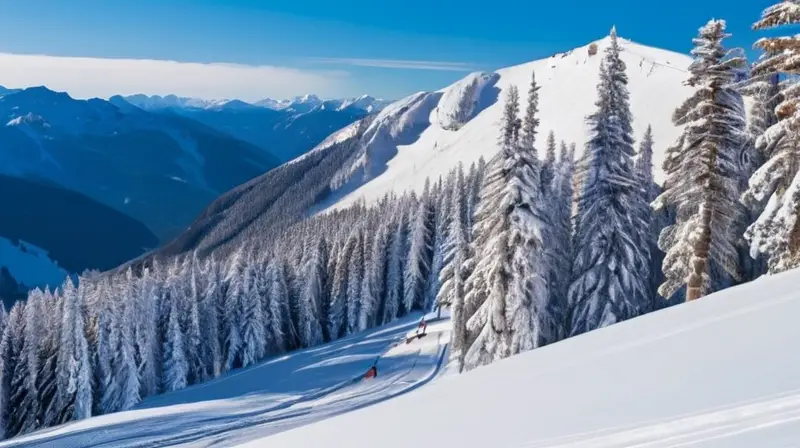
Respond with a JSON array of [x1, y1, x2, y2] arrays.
[[252, 268, 800, 448], [329, 36, 695, 211], [337, 95, 392, 113], [1, 314, 449, 447], [330, 91, 442, 190], [294, 121, 361, 164], [0, 237, 68, 290], [125, 93, 391, 115], [8, 264, 800, 446], [434, 71, 500, 131]]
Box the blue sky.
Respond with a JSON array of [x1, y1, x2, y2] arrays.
[[0, 0, 776, 100]]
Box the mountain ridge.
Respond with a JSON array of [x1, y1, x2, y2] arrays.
[[145, 35, 698, 262]]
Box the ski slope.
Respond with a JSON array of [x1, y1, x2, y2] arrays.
[[1, 315, 449, 447], [329, 35, 695, 211], [7, 271, 800, 447], [253, 269, 800, 447]]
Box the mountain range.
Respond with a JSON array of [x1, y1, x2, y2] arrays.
[[119, 93, 390, 161], [0, 88, 388, 296]]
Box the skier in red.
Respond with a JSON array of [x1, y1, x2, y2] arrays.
[[364, 363, 378, 379], [416, 318, 427, 337]]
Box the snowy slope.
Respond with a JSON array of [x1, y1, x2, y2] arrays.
[[0, 315, 449, 447], [11, 268, 800, 447], [0, 237, 66, 292], [329, 35, 694, 210], [255, 269, 800, 448], [148, 35, 698, 261]]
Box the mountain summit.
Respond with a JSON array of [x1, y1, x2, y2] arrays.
[[152, 35, 697, 261]]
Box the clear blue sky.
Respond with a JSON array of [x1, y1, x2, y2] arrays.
[[0, 0, 777, 100]]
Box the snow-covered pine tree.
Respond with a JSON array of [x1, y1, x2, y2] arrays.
[[0, 303, 25, 438], [520, 70, 564, 345], [383, 208, 408, 325], [279, 257, 301, 352], [635, 126, 666, 308], [546, 142, 575, 342], [36, 291, 61, 428], [112, 289, 141, 412], [329, 231, 355, 338], [462, 83, 551, 371], [16, 289, 43, 434], [199, 258, 222, 379], [265, 261, 288, 353], [740, 1, 800, 273], [297, 237, 326, 347], [183, 258, 206, 383], [541, 130, 557, 193], [92, 285, 114, 415], [438, 165, 469, 368], [466, 158, 487, 230], [569, 28, 652, 335], [55, 278, 92, 424], [737, 75, 779, 282], [5, 300, 28, 437], [223, 248, 247, 371], [425, 180, 451, 311], [162, 298, 188, 393], [346, 230, 366, 335], [404, 182, 434, 314], [321, 239, 340, 342], [362, 221, 390, 330], [739, 73, 779, 183], [135, 267, 161, 397], [653, 20, 747, 301], [520, 71, 541, 153], [239, 255, 265, 368]]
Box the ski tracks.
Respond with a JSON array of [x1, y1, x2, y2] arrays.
[[522, 388, 800, 448], [95, 332, 447, 447]]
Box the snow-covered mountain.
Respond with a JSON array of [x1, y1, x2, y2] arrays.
[[327, 35, 694, 210], [121, 92, 392, 161], [153, 35, 696, 260], [0, 86, 279, 241], [121, 93, 389, 161], [125, 93, 390, 114]]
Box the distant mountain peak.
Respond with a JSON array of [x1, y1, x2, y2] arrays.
[[6, 112, 49, 128]]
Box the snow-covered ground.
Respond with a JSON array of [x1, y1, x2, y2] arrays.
[[8, 269, 800, 446], [0, 237, 67, 291], [1, 314, 449, 447], [328, 35, 695, 211], [258, 269, 800, 447]]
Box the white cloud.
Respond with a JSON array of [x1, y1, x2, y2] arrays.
[[0, 53, 349, 101], [306, 57, 475, 72]]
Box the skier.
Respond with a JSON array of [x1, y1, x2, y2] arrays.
[[364, 359, 378, 379], [416, 317, 427, 337]]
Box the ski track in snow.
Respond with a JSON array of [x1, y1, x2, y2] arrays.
[[523, 389, 800, 448], [3, 315, 449, 448]]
